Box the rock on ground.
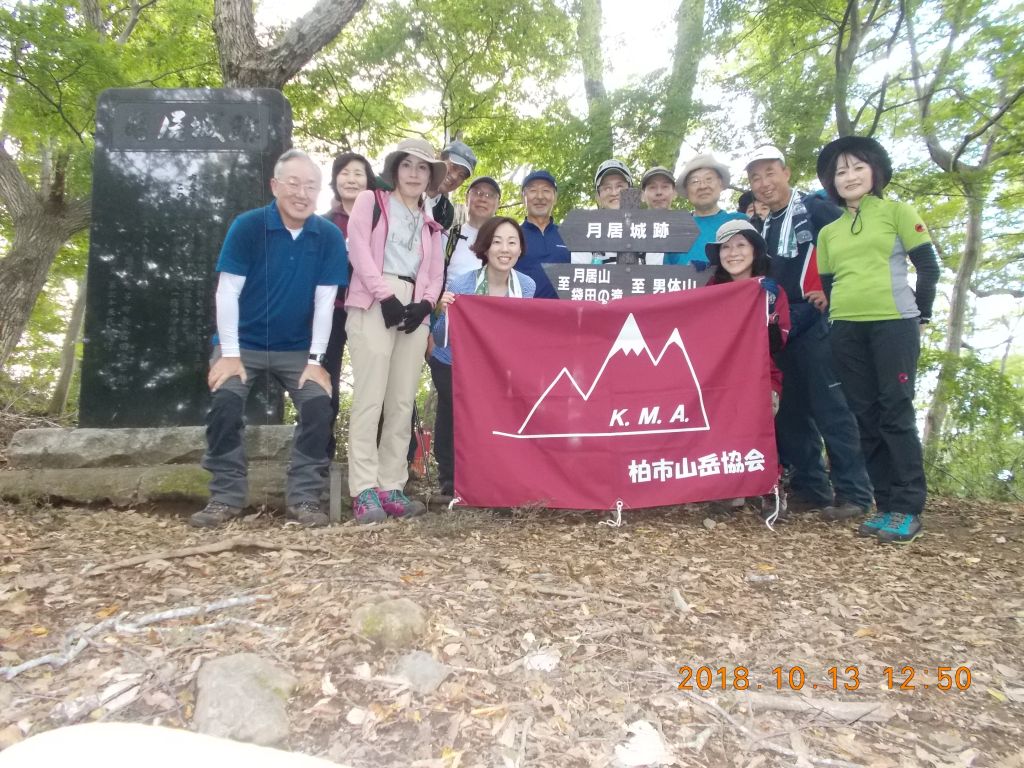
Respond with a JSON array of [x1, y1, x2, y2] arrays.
[[351, 598, 426, 650], [392, 650, 451, 695], [194, 653, 297, 746]]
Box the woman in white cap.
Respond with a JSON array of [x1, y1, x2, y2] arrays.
[[816, 136, 940, 544], [345, 138, 446, 523]]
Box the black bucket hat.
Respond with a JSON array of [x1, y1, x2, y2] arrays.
[[816, 136, 893, 188]]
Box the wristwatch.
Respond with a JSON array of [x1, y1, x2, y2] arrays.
[[308, 353, 326, 366]]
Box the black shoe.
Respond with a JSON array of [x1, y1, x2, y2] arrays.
[[786, 496, 828, 515], [286, 500, 329, 528], [190, 501, 242, 528], [875, 512, 922, 544], [821, 502, 870, 522]]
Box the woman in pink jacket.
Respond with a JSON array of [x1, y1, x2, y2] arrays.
[[345, 138, 446, 523]]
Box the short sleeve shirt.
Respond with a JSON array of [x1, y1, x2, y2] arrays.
[[817, 195, 932, 321], [217, 202, 347, 351], [665, 210, 747, 265]]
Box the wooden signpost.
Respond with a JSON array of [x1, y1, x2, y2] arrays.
[[544, 189, 711, 302]]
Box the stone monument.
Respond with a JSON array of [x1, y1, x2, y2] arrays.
[[79, 88, 291, 427], [0, 89, 318, 511]]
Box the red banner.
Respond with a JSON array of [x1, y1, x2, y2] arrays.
[[449, 281, 779, 510]]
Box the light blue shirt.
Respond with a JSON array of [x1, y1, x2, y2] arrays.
[[666, 210, 748, 265]]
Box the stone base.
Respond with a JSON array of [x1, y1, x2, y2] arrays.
[[0, 462, 349, 510], [7, 426, 296, 469], [0, 464, 274, 507]]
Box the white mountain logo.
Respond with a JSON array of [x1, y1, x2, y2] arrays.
[[492, 313, 711, 440]]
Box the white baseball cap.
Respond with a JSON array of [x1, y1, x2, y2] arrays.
[[745, 145, 786, 170]]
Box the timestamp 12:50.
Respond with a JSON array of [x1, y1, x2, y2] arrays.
[[677, 665, 972, 691]]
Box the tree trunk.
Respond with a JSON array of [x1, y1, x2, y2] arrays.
[[923, 180, 984, 455], [0, 213, 88, 370], [47, 270, 88, 417], [214, 0, 368, 90], [833, 0, 861, 136], [576, 0, 613, 161], [649, 0, 705, 164]]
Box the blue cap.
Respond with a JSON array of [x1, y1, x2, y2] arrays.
[[521, 169, 558, 191]]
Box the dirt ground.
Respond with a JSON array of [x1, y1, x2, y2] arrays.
[[1, 492, 1023, 767]]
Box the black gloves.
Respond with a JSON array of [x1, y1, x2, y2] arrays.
[[398, 299, 432, 333], [380, 295, 405, 328]]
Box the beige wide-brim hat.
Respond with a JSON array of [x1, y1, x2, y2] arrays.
[[676, 154, 731, 195], [382, 138, 448, 191]]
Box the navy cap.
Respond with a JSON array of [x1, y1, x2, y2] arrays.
[[521, 169, 558, 191]]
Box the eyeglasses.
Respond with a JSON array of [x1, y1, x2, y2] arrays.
[[278, 178, 319, 195], [686, 175, 718, 188], [469, 188, 498, 200]]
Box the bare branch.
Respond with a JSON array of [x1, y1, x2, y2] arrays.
[[0, 65, 86, 143], [971, 284, 1024, 299], [950, 84, 1024, 168], [117, 0, 161, 45]]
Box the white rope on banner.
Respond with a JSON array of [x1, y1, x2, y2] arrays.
[[763, 485, 781, 531], [599, 499, 625, 528], [447, 496, 461, 511]]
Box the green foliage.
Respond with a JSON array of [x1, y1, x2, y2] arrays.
[[920, 349, 1024, 501], [0, 0, 219, 194]]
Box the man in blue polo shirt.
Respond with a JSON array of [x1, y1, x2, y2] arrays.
[[518, 169, 568, 298], [191, 149, 348, 529]]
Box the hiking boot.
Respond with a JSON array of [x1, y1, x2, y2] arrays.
[[821, 502, 870, 522], [189, 500, 242, 528], [856, 511, 890, 537], [786, 496, 827, 515], [286, 500, 329, 528], [377, 489, 426, 519], [353, 488, 387, 524], [876, 512, 923, 544]]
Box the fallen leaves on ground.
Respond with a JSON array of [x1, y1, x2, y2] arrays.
[[0, 495, 1022, 767]]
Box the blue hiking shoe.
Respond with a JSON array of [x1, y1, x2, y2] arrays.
[[875, 513, 922, 544], [856, 511, 890, 538]]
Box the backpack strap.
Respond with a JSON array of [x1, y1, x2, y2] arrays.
[[444, 224, 461, 264], [371, 189, 388, 231]]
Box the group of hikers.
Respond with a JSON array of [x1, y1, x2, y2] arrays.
[[190, 133, 940, 545]]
